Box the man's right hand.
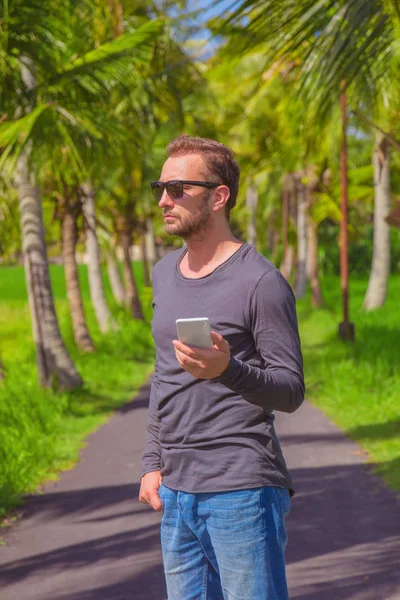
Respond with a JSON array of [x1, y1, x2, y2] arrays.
[[139, 471, 163, 512]]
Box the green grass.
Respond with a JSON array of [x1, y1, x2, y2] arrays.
[[0, 262, 155, 518], [297, 275, 400, 491]]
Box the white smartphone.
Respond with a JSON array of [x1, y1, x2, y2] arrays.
[[175, 317, 213, 349]]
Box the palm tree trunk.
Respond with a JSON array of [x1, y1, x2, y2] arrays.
[[281, 244, 295, 281], [294, 184, 308, 298], [118, 216, 144, 320], [280, 176, 296, 280], [107, 250, 127, 305], [141, 232, 151, 287], [16, 57, 82, 388], [61, 194, 95, 352], [363, 132, 391, 310], [145, 219, 157, 268], [109, 0, 124, 37], [246, 184, 258, 247], [307, 216, 323, 308], [16, 151, 83, 388], [81, 183, 117, 332]]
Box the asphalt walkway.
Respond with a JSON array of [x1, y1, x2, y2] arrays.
[[0, 382, 399, 599]]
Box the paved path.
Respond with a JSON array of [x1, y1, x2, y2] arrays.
[[0, 383, 399, 600]]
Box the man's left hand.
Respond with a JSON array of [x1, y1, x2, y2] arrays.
[[172, 331, 230, 379]]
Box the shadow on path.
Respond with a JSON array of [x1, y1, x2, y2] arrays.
[[1, 387, 399, 600], [0, 522, 161, 585], [18, 483, 143, 524], [49, 566, 166, 600], [276, 407, 400, 599]]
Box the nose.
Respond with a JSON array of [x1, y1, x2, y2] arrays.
[[158, 188, 174, 209]]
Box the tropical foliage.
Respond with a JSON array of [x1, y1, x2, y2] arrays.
[[1, 0, 400, 512]]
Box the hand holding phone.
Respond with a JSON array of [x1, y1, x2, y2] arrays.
[[175, 317, 213, 349], [173, 322, 230, 379]]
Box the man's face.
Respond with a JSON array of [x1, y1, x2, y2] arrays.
[[158, 154, 213, 239]]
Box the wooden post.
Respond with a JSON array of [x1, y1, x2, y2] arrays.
[[339, 85, 355, 341]]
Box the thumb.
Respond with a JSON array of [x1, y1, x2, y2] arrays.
[[211, 331, 229, 352]]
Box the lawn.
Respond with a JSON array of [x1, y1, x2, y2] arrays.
[[0, 263, 155, 518], [296, 275, 400, 491]]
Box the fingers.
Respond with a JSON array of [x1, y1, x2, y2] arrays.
[[139, 489, 163, 512], [172, 340, 198, 358], [175, 348, 204, 369]]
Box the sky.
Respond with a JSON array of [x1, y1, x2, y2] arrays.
[[177, 0, 239, 57], [193, 0, 238, 21]]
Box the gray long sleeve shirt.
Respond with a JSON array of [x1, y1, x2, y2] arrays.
[[141, 243, 304, 493]]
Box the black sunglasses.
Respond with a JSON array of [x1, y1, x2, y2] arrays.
[[151, 180, 220, 202]]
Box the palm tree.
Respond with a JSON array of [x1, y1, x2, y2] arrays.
[[107, 247, 127, 305], [305, 165, 331, 308], [14, 56, 84, 387], [117, 210, 144, 319], [294, 174, 308, 298], [216, 0, 400, 338], [81, 182, 117, 332], [15, 149, 83, 388], [0, 0, 163, 386], [363, 132, 392, 310], [139, 223, 152, 287], [145, 219, 158, 268], [59, 182, 95, 352], [280, 175, 296, 281]]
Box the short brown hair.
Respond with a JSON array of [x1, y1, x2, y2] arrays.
[[166, 134, 240, 219]]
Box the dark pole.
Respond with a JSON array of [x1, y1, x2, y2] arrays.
[[339, 84, 355, 341]]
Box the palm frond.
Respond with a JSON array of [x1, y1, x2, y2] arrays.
[[42, 19, 164, 90]]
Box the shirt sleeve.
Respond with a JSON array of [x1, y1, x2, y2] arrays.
[[216, 269, 305, 413], [141, 362, 162, 476]]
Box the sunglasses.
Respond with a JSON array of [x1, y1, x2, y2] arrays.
[[150, 180, 220, 202]]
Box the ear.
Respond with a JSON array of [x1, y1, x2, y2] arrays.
[[211, 185, 230, 213]]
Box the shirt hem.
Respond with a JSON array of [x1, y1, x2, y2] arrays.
[[160, 478, 294, 495]]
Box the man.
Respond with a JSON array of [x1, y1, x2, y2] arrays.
[[139, 134, 304, 600]]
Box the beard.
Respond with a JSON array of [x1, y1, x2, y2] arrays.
[[164, 192, 212, 239]]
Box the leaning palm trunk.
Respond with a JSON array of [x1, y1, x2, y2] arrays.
[[294, 184, 308, 298], [15, 59, 82, 388], [16, 151, 83, 388], [118, 216, 144, 320], [81, 184, 117, 332], [363, 132, 391, 310], [307, 217, 323, 308], [107, 250, 127, 305], [61, 197, 95, 352]]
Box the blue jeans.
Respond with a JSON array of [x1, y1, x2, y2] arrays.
[[158, 484, 291, 600]]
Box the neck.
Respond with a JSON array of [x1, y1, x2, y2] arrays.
[[182, 219, 242, 271]]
